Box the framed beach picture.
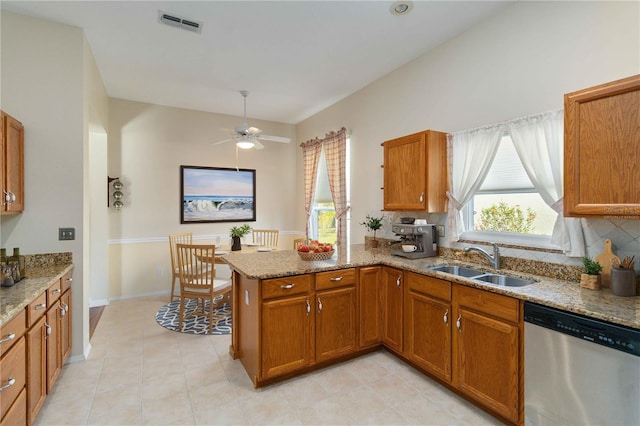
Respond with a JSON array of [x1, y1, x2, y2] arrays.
[[180, 165, 256, 223]]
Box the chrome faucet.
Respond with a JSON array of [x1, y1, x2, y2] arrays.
[[464, 243, 500, 269]]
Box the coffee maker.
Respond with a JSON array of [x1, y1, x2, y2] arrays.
[[390, 223, 438, 259]]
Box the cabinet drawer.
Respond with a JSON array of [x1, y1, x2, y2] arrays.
[[0, 386, 26, 426], [0, 309, 25, 358], [454, 285, 519, 323], [47, 280, 63, 305], [27, 293, 47, 328], [316, 268, 356, 290], [0, 336, 25, 421], [60, 270, 73, 292], [262, 275, 312, 300], [406, 272, 451, 301]]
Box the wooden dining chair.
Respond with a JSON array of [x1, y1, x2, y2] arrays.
[[168, 232, 192, 302], [293, 237, 306, 250], [176, 243, 231, 334], [252, 229, 279, 248]]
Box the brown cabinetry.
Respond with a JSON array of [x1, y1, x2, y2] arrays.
[[0, 110, 24, 214], [358, 266, 383, 348], [26, 317, 46, 424], [261, 274, 314, 380], [453, 285, 521, 424], [381, 266, 403, 353], [0, 326, 26, 425], [382, 130, 447, 212], [315, 269, 357, 363], [404, 272, 452, 383], [564, 74, 640, 218]]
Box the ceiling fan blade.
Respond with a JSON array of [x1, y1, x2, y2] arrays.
[[212, 138, 235, 146], [254, 140, 265, 150], [257, 134, 291, 143], [247, 126, 262, 135]]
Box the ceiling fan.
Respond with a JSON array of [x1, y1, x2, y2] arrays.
[[213, 90, 291, 150]]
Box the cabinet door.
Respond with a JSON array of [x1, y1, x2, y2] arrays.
[[383, 132, 426, 210], [405, 290, 451, 383], [261, 294, 313, 380], [2, 112, 24, 213], [453, 306, 519, 423], [382, 267, 403, 353], [27, 316, 46, 424], [45, 303, 61, 393], [564, 74, 640, 217], [60, 290, 72, 363], [358, 266, 383, 348], [316, 286, 357, 362]]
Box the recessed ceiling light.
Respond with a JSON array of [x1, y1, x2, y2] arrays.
[[390, 1, 413, 16]]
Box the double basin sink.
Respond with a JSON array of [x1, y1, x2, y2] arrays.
[[429, 264, 536, 287]]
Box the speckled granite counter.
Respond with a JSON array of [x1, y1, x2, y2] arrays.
[[222, 244, 640, 330], [0, 259, 73, 328]]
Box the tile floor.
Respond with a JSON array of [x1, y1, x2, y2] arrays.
[[35, 295, 503, 425]]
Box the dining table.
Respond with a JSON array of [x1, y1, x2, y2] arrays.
[[211, 243, 278, 264]]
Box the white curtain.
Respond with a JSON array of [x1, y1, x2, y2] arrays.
[[446, 125, 503, 241], [508, 110, 586, 257]]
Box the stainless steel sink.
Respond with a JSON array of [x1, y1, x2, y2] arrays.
[[429, 265, 485, 278], [472, 273, 536, 287]]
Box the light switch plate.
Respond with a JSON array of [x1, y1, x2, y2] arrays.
[[437, 225, 445, 238], [59, 227, 75, 240]]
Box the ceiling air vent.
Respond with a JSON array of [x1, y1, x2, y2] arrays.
[[158, 11, 203, 34]]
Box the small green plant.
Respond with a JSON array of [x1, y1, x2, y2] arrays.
[[360, 214, 385, 240], [582, 257, 602, 275], [229, 224, 251, 238]]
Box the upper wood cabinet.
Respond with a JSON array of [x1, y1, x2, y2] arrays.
[[1, 111, 24, 214], [382, 130, 448, 212], [564, 74, 640, 218]]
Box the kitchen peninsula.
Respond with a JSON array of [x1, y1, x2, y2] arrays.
[[223, 245, 640, 425]]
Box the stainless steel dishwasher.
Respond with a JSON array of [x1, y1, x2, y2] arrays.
[[524, 302, 640, 425]]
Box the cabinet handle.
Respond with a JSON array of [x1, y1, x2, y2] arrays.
[[62, 302, 69, 314], [2, 190, 11, 205], [10, 192, 16, 202], [396, 275, 401, 287], [0, 378, 16, 392], [280, 284, 295, 290], [443, 309, 448, 324], [59, 305, 66, 316], [329, 276, 343, 282], [419, 192, 424, 204], [0, 333, 15, 344], [52, 288, 61, 295], [306, 300, 311, 316], [456, 314, 462, 331], [45, 322, 52, 336], [34, 303, 46, 311], [317, 297, 323, 313], [65, 278, 73, 283]]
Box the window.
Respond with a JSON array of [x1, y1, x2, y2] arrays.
[[308, 137, 351, 245], [461, 134, 557, 247]]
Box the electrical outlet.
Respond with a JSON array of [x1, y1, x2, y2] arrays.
[[437, 225, 445, 238], [58, 227, 75, 240], [156, 267, 163, 277]]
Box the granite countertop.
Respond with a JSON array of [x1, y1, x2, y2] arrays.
[[0, 263, 73, 328], [222, 244, 640, 330]]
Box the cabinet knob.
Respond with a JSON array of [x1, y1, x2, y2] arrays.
[[0, 333, 15, 344], [0, 377, 16, 392]]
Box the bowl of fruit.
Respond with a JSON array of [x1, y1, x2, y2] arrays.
[[297, 241, 335, 261]]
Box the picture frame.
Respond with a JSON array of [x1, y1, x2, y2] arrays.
[[180, 165, 256, 224]]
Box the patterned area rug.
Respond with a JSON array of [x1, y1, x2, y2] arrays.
[[155, 298, 231, 335]]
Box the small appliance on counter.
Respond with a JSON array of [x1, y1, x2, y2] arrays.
[[390, 223, 438, 259]]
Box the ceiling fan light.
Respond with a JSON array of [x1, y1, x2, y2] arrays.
[[236, 138, 255, 149]]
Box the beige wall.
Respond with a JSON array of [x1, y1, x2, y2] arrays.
[[0, 11, 109, 359], [106, 99, 300, 299], [297, 1, 640, 258]]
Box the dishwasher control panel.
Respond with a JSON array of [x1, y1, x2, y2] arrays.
[[524, 302, 639, 357]]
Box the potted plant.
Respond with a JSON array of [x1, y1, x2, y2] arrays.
[[229, 224, 251, 251], [361, 214, 385, 248], [581, 257, 602, 290]]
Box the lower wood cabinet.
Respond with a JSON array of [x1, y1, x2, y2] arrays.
[[453, 284, 521, 424], [0, 336, 26, 423], [358, 266, 383, 348], [26, 317, 46, 424], [382, 266, 403, 353], [404, 272, 452, 383]]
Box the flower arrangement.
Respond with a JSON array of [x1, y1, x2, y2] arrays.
[[229, 224, 251, 238], [580, 257, 602, 290]]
